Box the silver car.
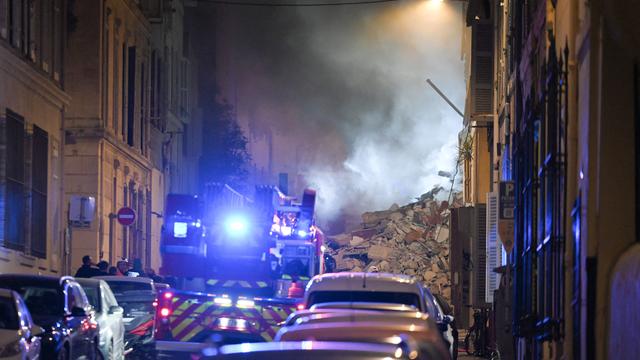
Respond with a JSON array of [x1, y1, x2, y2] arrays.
[[0, 288, 43, 360], [76, 279, 125, 360]]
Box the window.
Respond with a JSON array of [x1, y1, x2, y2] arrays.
[[82, 285, 100, 311], [127, 46, 136, 147], [121, 43, 127, 140], [10, 0, 23, 50], [0, 296, 19, 329], [182, 124, 188, 156], [27, 0, 38, 62], [39, 0, 50, 72], [15, 285, 63, 316], [180, 59, 189, 117], [16, 296, 33, 329], [66, 284, 86, 311], [52, 0, 62, 81], [140, 61, 145, 153], [3, 110, 25, 251], [1, 0, 63, 82], [0, 0, 8, 39], [30, 125, 47, 258], [150, 50, 158, 128], [104, 280, 153, 295], [102, 284, 118, 309], [103, 9, 110, 128], [113, 31, 119, 134], [307, 291, 421, 309]]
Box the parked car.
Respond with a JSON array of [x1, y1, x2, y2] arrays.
[[202, 340, 421, 360], [275, 308, 449, 359], [0, 288, 44, 359], [76, 279, 125, 360], [304, 272, 429, 312], [0, 275, 99, 360], [94, 277, 155, 359]]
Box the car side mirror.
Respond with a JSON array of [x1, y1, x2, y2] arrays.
[[70, 307, 87, 317], [108, 305, 124, 315], [31, 325, 46, 336]]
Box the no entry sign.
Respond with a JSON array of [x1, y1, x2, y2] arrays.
[[117, 207, 136, 226]]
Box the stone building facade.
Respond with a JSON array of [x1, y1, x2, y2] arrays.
[[0, 0, 69, 275], [64, 0, 200, 273], [462, 0, 640, 358]]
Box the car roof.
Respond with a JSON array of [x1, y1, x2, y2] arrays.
[[310, 302, 418, 312], [285, 307, 424, 327], [305, 272, 422, 296], [276, 320, 439, 343], [94, 276, 154, 284], [0, 274, 74, 287], [210, 340, 403, 358], [295, 310, 431, 326], [75, 278, 107, 288]]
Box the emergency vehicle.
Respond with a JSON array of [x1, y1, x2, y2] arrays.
[[154, 184, 328, 355]]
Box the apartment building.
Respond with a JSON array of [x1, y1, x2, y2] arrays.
[[0, 0, 69, 275]]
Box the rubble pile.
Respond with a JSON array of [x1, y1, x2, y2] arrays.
[[326, 188, 463, 301]]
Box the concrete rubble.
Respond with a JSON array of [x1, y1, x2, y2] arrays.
[[326, 187, 463, 302]]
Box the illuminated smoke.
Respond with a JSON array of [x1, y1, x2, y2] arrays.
[[212, 1, 465, 223]]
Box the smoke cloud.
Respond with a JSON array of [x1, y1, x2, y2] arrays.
[[212, 1, 465, 224]]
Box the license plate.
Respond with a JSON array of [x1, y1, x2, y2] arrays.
[[123, 318, 134, 323]]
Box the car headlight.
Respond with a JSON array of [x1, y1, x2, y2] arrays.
[[0, 340, 21, 357]]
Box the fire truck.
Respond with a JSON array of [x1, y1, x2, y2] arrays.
[[154, 184, 328, 355]]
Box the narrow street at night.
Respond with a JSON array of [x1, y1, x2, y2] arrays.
[[0, 1, 639, 359]]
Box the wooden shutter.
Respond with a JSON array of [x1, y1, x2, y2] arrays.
[[471, 20, 494, 115]]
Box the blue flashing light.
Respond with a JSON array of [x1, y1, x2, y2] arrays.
[[225, 217, 248, 236]]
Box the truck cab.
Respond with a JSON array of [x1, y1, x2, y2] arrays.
[[155, 185, 327, 352]]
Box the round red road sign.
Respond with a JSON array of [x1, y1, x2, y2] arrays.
[[116, 207, 136, 226]]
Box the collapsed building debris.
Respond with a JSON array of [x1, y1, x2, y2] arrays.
[[326, 188, 463, 301]]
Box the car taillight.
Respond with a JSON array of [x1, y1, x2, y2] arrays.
[[296, 303, 305, 311], [160, 307, 171, 317], [163, 292, 173, 299], [152, 300, 158, 307]]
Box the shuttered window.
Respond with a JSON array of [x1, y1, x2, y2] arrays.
[[2, 110, 25, 251], [30, 125, 47, 258], [471, 21, 494, 115], [485, 192, 502, 303]]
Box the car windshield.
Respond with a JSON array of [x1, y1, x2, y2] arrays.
[[119, 300, 154, 318], [82, 286, 101, 312], [0, 296, 19, 330], [307, 291, 421, 309], [104, 281, 152, 295], [7, 285, 63, 317]]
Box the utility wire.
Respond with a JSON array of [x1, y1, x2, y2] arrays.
[[196, 0, 403, 7]]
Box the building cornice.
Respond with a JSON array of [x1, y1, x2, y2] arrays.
[[65, 126, 153, 173], [0, 44, 71, 109]]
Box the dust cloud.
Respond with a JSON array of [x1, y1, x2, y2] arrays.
[[212, 1, 465, 224]]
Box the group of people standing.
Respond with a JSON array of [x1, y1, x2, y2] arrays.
[[74, 255, 163, 282]]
